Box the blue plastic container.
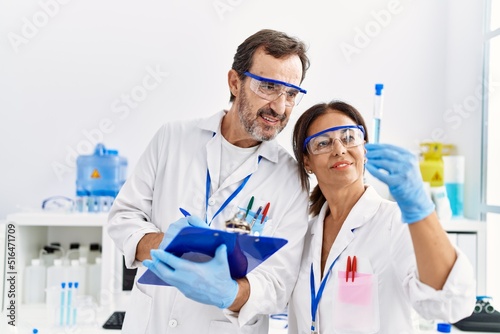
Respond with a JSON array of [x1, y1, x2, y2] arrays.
[[76, 144, 127, 212], [445, 183, 464, 217], [443, 155, 465, 217]]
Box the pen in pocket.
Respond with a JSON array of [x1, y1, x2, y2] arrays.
[[245, 196, 254, 219], [250, 206, 263, 228], [260, 202, 270, 224]]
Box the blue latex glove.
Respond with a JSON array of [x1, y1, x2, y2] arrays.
[[365, 143, 435, 223], [143, 244, 238, 309], [159, 215, 207, 250]]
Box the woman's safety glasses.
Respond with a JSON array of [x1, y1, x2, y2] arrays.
[[244, 71, 307, 107], [303, 125, 365, 155]]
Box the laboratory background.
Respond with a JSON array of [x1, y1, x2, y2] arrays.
[[1, 0, 499, 332]]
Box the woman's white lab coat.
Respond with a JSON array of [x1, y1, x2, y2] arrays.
[[107, 111, 309, 333], [288, 186, 476, 334]]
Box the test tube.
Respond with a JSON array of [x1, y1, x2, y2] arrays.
[[372, 83, 384, 144], [73, 282, 79, 326], [66, 282, 73, 326], [60, 282, 66, 326]]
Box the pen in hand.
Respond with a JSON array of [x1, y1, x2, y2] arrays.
[[179, 208, 191, 217], [179, 208, 208, 228]]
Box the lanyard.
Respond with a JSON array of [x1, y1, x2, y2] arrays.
[[309, 256, 339, 334], [205, 155, 262, 225], [310, 227, 356, 333]]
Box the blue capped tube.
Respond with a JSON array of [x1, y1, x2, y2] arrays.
[[66, 282, 73, 326], [372, 83, 384, 144], [60, 282, 66, 326], [73, 282, 79, 326]]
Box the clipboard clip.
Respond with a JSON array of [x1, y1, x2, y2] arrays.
[[225, 210, 251, 234]]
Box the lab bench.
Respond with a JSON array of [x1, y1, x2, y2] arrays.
[[0, 302, 494, 334], [0, 300, 290, 333]]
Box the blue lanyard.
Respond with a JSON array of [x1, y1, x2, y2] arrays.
[[309, 256, 339, 333], [310, 226, 357, 333], [205, 155, 262, 225]]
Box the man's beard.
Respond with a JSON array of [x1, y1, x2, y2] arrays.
[[237, 89, 288, 142]]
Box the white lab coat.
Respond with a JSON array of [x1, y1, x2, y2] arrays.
[[288, 186, 476, 334], [107, 111, 309, 334]]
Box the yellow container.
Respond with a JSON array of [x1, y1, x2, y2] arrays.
[[419, 142, 453, 187]]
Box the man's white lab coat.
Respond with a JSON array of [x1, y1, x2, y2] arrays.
[[108, 111, 309, 333]]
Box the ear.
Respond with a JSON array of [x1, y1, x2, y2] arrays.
[[228, 69, 241, 98], [304, 155, 312, 173]]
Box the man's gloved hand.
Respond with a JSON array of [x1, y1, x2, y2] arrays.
[[143, 244, 238, 309], [365, 143, 435, 223], [159, 216, 207, 250]]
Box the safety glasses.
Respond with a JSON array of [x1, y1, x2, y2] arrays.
[[303, 125, 365, 155], [244, 72, 307, 107]]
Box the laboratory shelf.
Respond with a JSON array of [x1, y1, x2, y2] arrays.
[[6, 211, 108, 227], [440, 217, 486, 296], [3, 212, 119, 309], [441, 217, 486, 233]]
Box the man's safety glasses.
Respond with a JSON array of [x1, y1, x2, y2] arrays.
[[303, 125, 365, 155], [244, 72, 307, 107]]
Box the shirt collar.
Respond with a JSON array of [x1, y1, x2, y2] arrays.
[[197, 110, 279, 164], [312, 185, 383, 235], [347, 185, 382, 226]]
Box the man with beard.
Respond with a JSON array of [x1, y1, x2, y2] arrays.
[[107, 29, 310, 334]]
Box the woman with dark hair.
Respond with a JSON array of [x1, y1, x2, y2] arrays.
[[287, 101, 475, 333]]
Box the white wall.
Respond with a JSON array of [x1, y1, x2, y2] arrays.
[[443, 0, 486, 220], [0, 0, 485, 219]]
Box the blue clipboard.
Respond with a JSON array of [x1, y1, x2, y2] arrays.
[[138, 226, 288, 286]]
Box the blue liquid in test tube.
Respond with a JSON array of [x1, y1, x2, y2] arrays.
[[373, 118, 381, 144], [60, 282, 66, 326], [373, 83, 384, 144], [66, 282, 73, 326]]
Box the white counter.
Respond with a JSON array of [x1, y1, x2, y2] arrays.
[[0, 302, 492, 334], [1, 300, 288, 334]]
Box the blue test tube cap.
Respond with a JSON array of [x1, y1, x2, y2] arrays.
[[74, 282, 79, 288], [477, 295, 492, 301], [33, 329, 39, 334], [437, 322, 451, 333], [375, 83, 384, 96]]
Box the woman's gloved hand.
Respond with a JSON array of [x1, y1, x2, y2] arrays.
[[365, 143, 435, 223], [159, 215, 207, 250], [143, 244, 238, 309]]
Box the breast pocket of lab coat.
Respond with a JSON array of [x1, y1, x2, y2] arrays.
[[332, 258, 380, 333]]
